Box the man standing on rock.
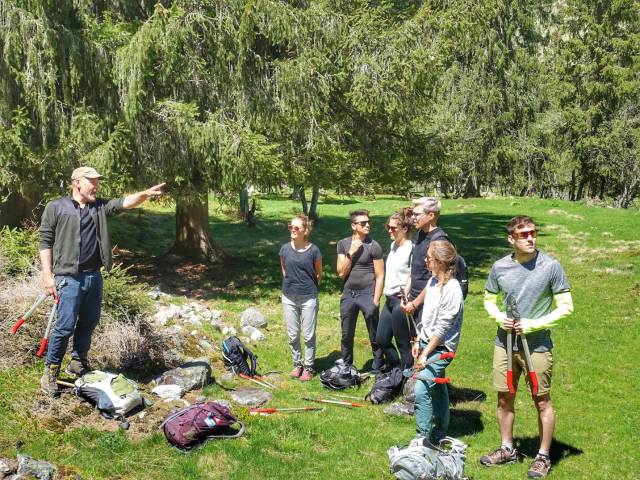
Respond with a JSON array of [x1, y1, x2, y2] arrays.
[[39, 166, 164, 396], [336, 209, 385, 372]]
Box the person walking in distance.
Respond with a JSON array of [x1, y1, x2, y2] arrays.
[[480, 216, 574, 478], [336, 210, 385, 372], [279, 214, 322, 382], [39, 166, 164, 396]]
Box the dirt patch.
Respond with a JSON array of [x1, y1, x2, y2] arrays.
[[548, 209, 584, 220]]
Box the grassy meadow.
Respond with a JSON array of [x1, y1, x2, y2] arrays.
[[1, 194, 639, 479]]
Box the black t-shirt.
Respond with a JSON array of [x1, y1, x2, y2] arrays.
[[279, 242, 322, 296], [78, 203, 101, 272], [410, 227, 449, 297], [337, 236, 383, 291]]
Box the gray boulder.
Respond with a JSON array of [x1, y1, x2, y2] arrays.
[[241, 325, 266, 341], [155, 360, 213, 392], [403, 376, 417, 403], [228, 387, 272, 407], [16, 455, 56, 480], [384, 401, 415, 417], [240, 308, 267, 329], [0, 457, 17, 476]]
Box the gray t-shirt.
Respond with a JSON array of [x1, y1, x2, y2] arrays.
[[280, 242, 322, 296], [486, 250, 570, 352], [337, 236, 383, 291]]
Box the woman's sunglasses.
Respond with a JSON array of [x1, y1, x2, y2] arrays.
[[386, 226, 398, 232], [288, 224, 302, 232]]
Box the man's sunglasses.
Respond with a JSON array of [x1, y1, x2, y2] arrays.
[[288, 224, 302, 232], [512, 229, 537, 240], [353, 220, 370, 227]]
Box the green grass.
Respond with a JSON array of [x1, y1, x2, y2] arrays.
[[1, 194, 639, 479]]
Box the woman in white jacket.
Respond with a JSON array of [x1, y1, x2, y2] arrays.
[[413, 240, 464, 441]]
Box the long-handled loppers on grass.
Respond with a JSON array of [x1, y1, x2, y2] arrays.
[[239, 373, 275, 389], [303, 397, 368, 408], [506, 294, 539, 396], [249, 406, 323, 415]]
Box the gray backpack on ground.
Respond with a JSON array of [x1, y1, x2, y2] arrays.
[[388, 436, 468, 480]]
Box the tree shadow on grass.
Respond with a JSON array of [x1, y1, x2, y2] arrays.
[[449, 408, 484, 437], [313, 350, 342, 373], [514, 436, 583, 464], [112, 203, 528, 304], [448, 384, 487, 405]]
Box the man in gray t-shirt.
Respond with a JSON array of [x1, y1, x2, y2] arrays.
[[480, 216, 574, 478], [336, 209, 385, 370]]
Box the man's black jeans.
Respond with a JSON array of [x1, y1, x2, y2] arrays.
[[339, 288, 384, 370]]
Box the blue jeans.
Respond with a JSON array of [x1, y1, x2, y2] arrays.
[[414, 347, 453, 438], [46, 271, 103, 366]]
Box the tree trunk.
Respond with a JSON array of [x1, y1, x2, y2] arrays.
[[172, 195, 221, 262], [308, 186, 320, 219], [239, 188, 249, 220], [299, 187, 308, 215], [0, 181, 43, 227]]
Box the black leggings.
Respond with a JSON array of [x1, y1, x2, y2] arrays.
[[375, 295, 415, 370]]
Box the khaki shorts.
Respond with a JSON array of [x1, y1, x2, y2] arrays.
[[492, 345, 553, 395]]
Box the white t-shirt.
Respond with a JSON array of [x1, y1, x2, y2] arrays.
[[383, 240, 413, 296], [419, 277, 464, 352]]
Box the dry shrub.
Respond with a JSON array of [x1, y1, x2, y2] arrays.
[[91, 311, 184, 372]]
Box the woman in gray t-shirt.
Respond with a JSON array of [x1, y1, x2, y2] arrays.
[[279, 214, 322, 382]]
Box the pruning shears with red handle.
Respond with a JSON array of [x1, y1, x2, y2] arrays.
[[412, 351, 456, 380], [9, 294, 47, 334], [36, 298, 59, 357], [506, 294, 539, 397]]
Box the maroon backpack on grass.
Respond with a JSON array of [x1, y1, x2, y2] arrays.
[[161, 401, 245, 450]]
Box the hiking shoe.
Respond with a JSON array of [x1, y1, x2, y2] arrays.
[[65, 358, 92, 377], [40, 364, 60, 397], [527, 454, 551, 477], [480, 446, 517, 466], [299, 368, 313, 382], [290, 365, 303, 378]]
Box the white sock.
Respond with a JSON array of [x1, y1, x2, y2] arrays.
[[502, 442, 514, 451], [538, 449, 550, 457]]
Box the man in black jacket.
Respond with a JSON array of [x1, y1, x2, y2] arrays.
[[39, 166, 164, 396]]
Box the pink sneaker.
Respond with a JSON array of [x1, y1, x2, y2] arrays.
[[299, 368, 313, 382], [290, 366, 303, 378]]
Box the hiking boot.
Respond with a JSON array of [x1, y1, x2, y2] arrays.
[[66, 357, 92, 377], [299, 368, 313, 382], [479, 446, 517, 466], [290, 365, 303, 378], [40, 364, 60, 397], [527, 454, 551, 478]]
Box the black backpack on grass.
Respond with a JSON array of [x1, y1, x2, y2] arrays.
[[221, 336, 257, 376], [366, 367, 405, 404], [320, 360, 362, 390]]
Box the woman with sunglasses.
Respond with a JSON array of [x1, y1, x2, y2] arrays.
[[279, 214, 323, 381], [414, 240, 464, 443], [375, 209, 415, 375]]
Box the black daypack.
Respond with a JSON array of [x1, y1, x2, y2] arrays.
[[221, 336, 257, 376], [430, 230, 469, 299], [366, 367, 406, 404], [319, 360, 362, 390]]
